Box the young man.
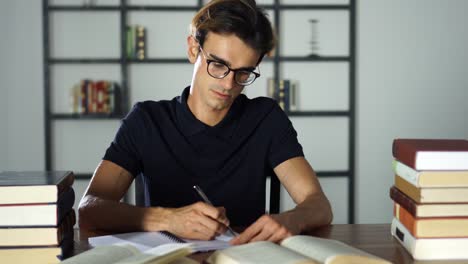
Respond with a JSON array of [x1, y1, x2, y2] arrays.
[[79, 0, 332, 245]]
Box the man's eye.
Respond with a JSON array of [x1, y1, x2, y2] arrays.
[[212, 62, 226, 68]]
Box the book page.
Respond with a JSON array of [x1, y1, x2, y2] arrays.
[[61, 244, 140, 264], [114, 243, 193, 264], [207, 241, 318, 264], [90, 231, 230, 252], [281, 236, 390, 264]]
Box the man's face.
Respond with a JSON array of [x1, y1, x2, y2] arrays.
[[188, 32, 261, 112]]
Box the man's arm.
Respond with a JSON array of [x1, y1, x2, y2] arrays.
[[230, 156, 333, 244], [78, 160, 230, 240]]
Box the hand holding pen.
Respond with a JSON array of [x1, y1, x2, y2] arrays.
[[193, 185, 237, 237]]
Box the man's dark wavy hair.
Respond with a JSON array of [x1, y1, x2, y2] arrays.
[[190, 0, 275, 64]]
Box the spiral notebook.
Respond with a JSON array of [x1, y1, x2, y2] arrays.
[[89, 231, 233, 252]]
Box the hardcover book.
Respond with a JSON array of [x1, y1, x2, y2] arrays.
[[391, 218, 468, 260], [0, 233, 74, 264], [393, 159, 468, 187], [0, 187, 75, 226], [0, 210, 75, 247], [392, 138, 468, 170], [206, 236, 390, 264], [394, 201, 468, 238], [390, 186, 468, 217], [394, 175, 468, 203], [0, 171, 74, 204]]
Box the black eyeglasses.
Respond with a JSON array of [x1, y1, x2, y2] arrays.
[[199, 47, 260, 86]]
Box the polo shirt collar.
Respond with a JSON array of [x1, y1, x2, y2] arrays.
[[176, 86, 243, 139]]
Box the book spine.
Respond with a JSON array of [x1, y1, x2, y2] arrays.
[[393, 159, 420, 187], [394, 202, 417, 236], [392, 139, 417, 169], [135, 25, 146, 60], [391, 218, 418, 258], [56, 188, 75, 225], [56, 171, 75, 197], [389, 186, 417, 216], [394, 175, 421, 203], [57, 210, 76, 245]]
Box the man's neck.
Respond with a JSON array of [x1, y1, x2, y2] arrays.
[[187, 96, 230, 127]]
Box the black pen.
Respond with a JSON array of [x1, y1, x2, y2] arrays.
[[193, 185, 237, 237]]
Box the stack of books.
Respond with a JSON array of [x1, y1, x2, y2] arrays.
[[0, 171, 76, 264], [389, 139, 468, 260]]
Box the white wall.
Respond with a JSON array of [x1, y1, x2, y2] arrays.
[[0, 3, 8, 170], [0, 0, 44, 171], [1, 0, 468, 223], [357, 0, 468, 223]]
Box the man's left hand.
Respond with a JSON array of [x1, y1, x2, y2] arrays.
[[229, 214, 296, 245]]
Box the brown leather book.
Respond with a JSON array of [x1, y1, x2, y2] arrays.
[[392, 138, 468, 170], [390, 186, 468, 217], [0, 171, 74, 205]]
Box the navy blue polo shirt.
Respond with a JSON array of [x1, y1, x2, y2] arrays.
[[103, 87, 304, 226]]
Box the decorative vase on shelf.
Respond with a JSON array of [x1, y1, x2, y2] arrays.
[[308, 19, 320, 58]]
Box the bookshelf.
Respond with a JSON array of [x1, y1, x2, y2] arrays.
[[43, 0, 356, 223]]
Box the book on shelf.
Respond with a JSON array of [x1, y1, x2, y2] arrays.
[[394, 175, 468, 203], [390, 186, 468, 217], [392, 138, 468, 170], [135, 25, 147, 60], [125, 25, 147, 60], [0, 171, 74, 205], [0, 187, 74, 227], [394, 201, 468, 238], [391, 217, 468, 260], [61, 243, 195, 264], [70, 80, 121, 115], [206, 236, 390, 264], [266, 78, 297, 112], [392, 159, 468, 187], [0, 233, 74, 264], [0, 210, 75, 247]]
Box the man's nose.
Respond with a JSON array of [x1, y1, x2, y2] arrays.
[[219, 71, 237, 90]]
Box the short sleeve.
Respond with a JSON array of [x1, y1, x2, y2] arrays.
[[268, 105, 304, 168], [103, 103, 145, 177]]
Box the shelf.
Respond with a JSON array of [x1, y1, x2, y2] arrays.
[[48, 5, 121, 11], [49, 58, 121, 64], [128, 58, 189, 64], [288, 111, 349, 117], [126, 6, 199, 12], [51, 113, 124, 120], [279, 56, 350, 62], [316, 171, 350, 177], [75, 173, 93, 180], [48, 4, 351, 12]]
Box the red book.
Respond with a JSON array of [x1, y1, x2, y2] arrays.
[[392, 138, 468, 170]]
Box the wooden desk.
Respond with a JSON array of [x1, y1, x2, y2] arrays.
[[72, 224, 462, 264]]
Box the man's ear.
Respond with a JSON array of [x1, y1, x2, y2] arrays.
[[187, 36, 200, 64]]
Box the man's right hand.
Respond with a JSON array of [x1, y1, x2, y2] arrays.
[[154, 202, 231, 240]]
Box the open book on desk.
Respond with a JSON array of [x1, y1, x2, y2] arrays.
[[62, 243, 196, 264], [89, 231, 233, 252], [207, 235, 391, 264]]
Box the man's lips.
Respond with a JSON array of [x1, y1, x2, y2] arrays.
[[212, 89, 231, 99]]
